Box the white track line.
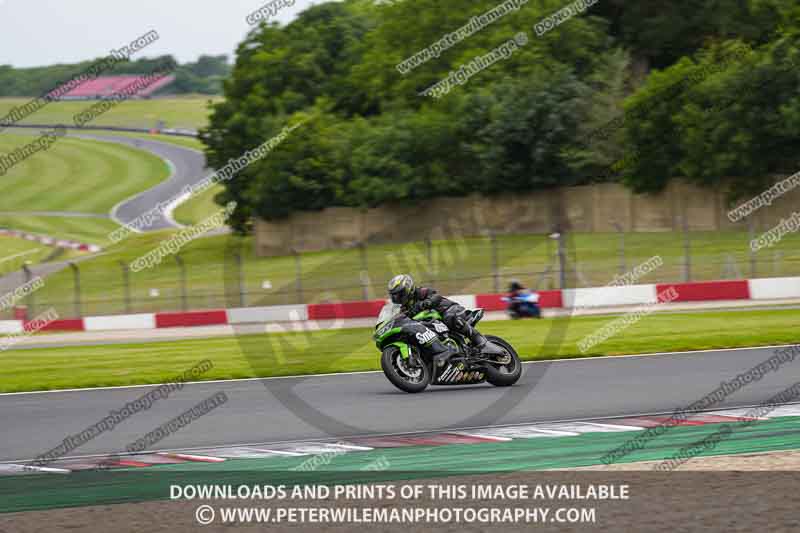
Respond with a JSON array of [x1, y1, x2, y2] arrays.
[[157, 452, 225, 463], [1, 464, 70, 474], [254, 449, 307, 457], [516, 428, 579, 437], [456, 434, 514, 442], [580, 422, 649, 431], [2, 343, 795, 397], [322, 443, 374, 451], [161, 185, 189, 229]]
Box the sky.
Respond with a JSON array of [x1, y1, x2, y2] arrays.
[[0, 0, 318, 68]]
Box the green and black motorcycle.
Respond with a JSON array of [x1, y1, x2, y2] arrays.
[[374, 302, 522, 393]]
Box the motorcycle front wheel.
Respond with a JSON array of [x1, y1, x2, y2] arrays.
[[381, 346, 431, 393]]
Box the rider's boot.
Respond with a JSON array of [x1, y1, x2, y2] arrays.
[[471, 330, 506, 355], [427, 339, 458, 368]]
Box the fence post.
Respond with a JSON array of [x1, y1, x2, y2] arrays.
[[21, 262, 35, 317], [359, 242, 370, 301], [613, 222, 626, 276], [175, 255, 188, 312], [681, 204, 691, 282], [773, 250, 783, 276], [425, 237, 433, 272], [556, 232, 567, 289], [748, 216, 757, 278], [232, 251, 246, 308], [69, 262, 81, 317], [489, 231, 500, 293], [119, 260, 131, 314], [293, 250, 303, 304]]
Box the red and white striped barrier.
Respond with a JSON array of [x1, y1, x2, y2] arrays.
[[656, 280, 750, 302], [7, 277, 799, 332], [747, 277, 800, 300], [0, 228, 101, 253]]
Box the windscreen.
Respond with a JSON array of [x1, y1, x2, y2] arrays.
[[376, 302, 401, 325]]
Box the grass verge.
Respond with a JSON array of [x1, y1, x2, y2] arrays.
[[2, 308, 797, 392], [172, 183, 224, 225]]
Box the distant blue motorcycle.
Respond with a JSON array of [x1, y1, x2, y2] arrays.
[[502, 291, 541, 319]]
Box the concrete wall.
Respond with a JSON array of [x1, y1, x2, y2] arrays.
[[254, 180, 798, 257]]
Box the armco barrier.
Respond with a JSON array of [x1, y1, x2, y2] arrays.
[[33, 318, 84, 332], [476, 290, 563, 311], [562, 285, 656, 308], [0, 228, 101, 253], [656, 280, 750, 302], [448, 295, 477, 309], [748, 277, 800, 300], [84, 313, 156, 331], [0, 321, 23, 334], [307, 299, 387, 320], [154, 310, 228, 328], [227, 305, 308, 324], [8, 277, 800, 333]]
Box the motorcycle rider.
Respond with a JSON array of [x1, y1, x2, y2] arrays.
[[507, 279, 541, 318], [387, 274, 504, 367]]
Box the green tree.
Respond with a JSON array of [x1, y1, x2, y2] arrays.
[[592, 0, 786, 69], [621, 29, 800, 200], [460, 68, 590, 192]]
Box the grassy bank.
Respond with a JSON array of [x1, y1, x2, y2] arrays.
[[0, 215, 122, 245], [0, 96, 217, 131], [0, 134, 169, 214], [0, 236, 53, 276], [0, 132, 173, 245], [2, 308, 798, 392]]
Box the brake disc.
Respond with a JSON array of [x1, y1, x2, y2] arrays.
[[397, 356, 421, 378], [495, 354, 512, 365]]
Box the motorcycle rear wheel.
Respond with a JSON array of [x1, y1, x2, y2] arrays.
[[482, 335, 522, 387], [381, 346, 430, 393]]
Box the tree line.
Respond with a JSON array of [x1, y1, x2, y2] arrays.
[[0, 55, 230, 97], [196, 0, 800, 233]]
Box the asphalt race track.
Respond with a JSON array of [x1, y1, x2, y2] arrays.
[[1, 345, 798, 463], [74, 133, 209, 231]]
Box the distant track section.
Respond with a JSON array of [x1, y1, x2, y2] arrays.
[[0, 126, 207, 231], [1, 123, 197, 137], [69, 132, 209, 231]]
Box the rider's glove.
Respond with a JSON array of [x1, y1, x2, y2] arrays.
[[408, 301, 428, 316]]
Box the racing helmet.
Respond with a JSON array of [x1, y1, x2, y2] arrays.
[[388, 274, 415, 305]]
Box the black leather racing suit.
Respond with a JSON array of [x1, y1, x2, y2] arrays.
[[402, 287, 486, 347]]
